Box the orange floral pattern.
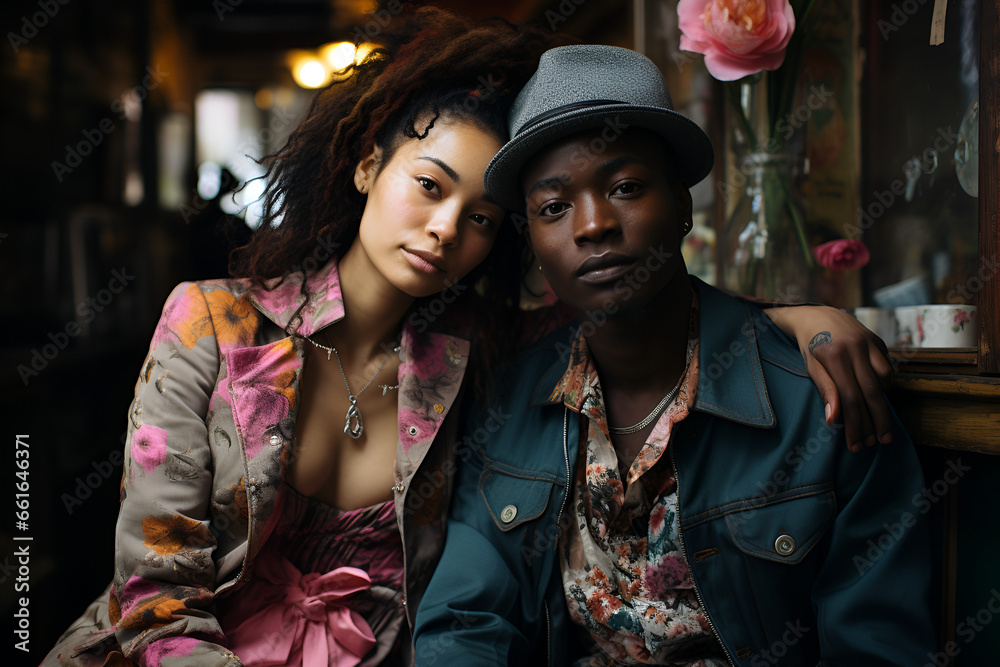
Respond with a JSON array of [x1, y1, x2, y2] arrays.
[[142, 515, 214, 555]]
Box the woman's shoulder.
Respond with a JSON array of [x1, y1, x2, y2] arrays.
[[152, 276, 266, 354]]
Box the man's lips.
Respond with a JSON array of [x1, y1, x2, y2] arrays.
[[402, 247, 446, 273], [575, 252, 636, 283]]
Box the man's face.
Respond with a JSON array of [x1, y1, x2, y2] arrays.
[[521, 128, 692, 315]]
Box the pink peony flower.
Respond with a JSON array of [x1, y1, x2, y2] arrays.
[[678, 0, 796, 81], [812, 239, 870, 271], [132, 424, 169, 473]]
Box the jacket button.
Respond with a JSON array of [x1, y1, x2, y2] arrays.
[[501, 505, 517, 523], [774, 534, 796, 556], [433, 403, 444, 413], [407, 426, 418, 436], [269, 435, 281, 446]]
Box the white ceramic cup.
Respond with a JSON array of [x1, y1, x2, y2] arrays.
[[916, 305, 978, 348], [853, 307, 897, 347], [893, 306, 920, 347]]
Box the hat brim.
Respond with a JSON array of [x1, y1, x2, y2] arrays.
[[484, 104, 715, 212]]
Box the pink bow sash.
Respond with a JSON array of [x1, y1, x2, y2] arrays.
[[225, 555, 377, 667]]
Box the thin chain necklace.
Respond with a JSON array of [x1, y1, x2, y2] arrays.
[[608, 308, 696, 436], [608, 382, 681, 435], [302, 334, 400, 439]]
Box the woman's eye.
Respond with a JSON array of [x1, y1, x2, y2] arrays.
[[469, 213, 494, 228], [540, 202, 568, 216], [418, 177, 438, 193]]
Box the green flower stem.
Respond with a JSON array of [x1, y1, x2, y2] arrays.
[[778, 177, 816, 267], [727, 83, 758, 150]]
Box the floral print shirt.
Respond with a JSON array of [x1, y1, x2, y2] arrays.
[[555, 296, 728, 666]]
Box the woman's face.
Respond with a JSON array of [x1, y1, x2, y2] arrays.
[[353, 117, 506, 298]]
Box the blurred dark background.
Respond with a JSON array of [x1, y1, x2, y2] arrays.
[[0, 0, 632, 663]]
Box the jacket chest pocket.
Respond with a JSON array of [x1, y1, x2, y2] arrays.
[[723, 489, 836, 564], [478, 466, 556, 533]]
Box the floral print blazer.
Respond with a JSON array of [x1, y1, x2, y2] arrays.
[[43, 259, 471, 667]]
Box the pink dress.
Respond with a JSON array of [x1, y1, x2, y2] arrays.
[[217, 484, 408, 666]]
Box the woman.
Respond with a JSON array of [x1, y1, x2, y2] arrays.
[[45, 12, 892, 667]]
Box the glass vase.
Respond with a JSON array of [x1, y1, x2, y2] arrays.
[[722, 151, 817, 303]]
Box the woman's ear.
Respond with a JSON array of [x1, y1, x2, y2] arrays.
[[354, 147, 382, 194]]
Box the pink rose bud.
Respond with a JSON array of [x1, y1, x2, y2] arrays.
[[812, 239, 871, 271]]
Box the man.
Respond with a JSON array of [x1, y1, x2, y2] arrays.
[[414, 45, 934, 665]]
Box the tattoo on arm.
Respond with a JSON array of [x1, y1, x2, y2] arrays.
[[808, 331, 833, 353]]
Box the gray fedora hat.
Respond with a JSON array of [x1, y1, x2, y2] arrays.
[[484, 44, 715, 210]]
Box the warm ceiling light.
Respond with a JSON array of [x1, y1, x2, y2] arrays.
[[321, 41, 357, 72], [293, 59, 328, 89]]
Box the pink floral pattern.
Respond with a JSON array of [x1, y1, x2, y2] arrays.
[[953, 308, 975, 332], [131, 424, 169, 473], [45, 259, 472, 667]]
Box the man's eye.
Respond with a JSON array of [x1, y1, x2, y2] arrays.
[[470, 213, 494, 228], [614, 182, 640, 196], [541, 202, 568, 216]]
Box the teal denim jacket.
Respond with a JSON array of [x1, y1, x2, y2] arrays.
[[414, 279, 935, 666]]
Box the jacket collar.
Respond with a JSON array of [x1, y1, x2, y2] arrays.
[[244, 259, 345, 336], [532, 278, 775, 427], [689, 277, 775, 427]]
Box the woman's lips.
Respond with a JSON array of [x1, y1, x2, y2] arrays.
[[402, 247, 446, 274]]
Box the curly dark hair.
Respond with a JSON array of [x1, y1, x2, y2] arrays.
[[230, 6, 555, 395]]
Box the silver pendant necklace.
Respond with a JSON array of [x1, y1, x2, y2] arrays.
[[302, 334, 400, 439]]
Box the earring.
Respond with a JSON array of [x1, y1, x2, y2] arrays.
[[682, 219, 693, 236]]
